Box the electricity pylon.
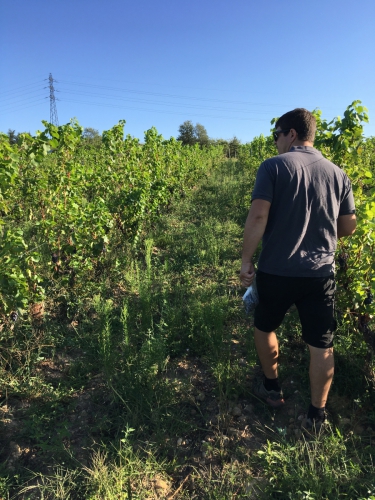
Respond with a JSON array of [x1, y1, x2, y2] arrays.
[[48, 73, 59, 126]]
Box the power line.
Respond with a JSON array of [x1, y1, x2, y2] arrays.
[[0, 93, 46, 108], [56, 73, 271, 95], [58, 89, 281, 115], [0, 87, 46, 102], [55, 75, 374, 113], [0, 83, 44, 100], [0, 78, 45, 93], [59, 79, 372, 117], [58, 79, 294, 108], [1, 74, 372, 135], [0, 99, 47, 116], [0, 78, 370, 118], [60, 98, 271, 122]]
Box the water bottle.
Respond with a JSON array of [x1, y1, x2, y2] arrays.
[[242, 275, 259, 315]]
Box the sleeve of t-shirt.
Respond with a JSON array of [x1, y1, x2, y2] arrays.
[[339, 176, 356, 215], [251, 160, 275, 203]]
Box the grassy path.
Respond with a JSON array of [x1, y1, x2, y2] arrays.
[[1, 159, 374, 499]]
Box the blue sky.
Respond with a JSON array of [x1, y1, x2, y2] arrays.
[[1, 0, 374, 142]]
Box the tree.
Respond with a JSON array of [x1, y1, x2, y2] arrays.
[[82, 127, 102, 147], [194, 123, 209, 147], [82, 127, 102, 148], [228, 136, 241, 158], [177, 121, 196, 145], [177, 121, 210, 147], [82, 127, 100, 140], [209, 138, 227, 156], [7, 129, 18, 145]]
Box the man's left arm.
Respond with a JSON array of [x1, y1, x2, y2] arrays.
[[240, 198, 271, 287]]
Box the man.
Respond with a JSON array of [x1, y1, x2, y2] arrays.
[[240, 108, 356, 429]]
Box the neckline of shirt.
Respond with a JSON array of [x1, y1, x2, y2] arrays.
[[290, 146, 316, 152]]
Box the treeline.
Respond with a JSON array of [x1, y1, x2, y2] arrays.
[[6, 121, 243, 158], [176, 120, 241, 157]]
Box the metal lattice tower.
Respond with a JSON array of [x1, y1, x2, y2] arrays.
[[48, 73, 59, 126]]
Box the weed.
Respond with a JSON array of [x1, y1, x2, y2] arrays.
[[255, 427, 375, 499]]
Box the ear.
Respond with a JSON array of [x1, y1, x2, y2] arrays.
[[290, 128, 298, 140]]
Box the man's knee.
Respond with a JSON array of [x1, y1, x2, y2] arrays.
[[308, 344, 334, 373], [308, 344, 334, 356]]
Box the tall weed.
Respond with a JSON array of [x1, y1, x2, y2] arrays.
[[256, 428, 375, 499]]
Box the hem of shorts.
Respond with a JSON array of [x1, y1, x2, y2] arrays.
[[257, 267, 335, 278], [302, 339, 334, 349], [254, 319, 282, 334]]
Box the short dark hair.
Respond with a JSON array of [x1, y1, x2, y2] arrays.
[[275, 108, 316, 143]]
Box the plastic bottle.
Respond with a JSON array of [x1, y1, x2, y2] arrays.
[[242, 275, 259, 315]]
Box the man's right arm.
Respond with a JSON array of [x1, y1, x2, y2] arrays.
[[240, 199, 271, 287], [337, 214, 356, 238]]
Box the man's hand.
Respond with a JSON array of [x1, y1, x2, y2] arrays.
[[240, 262, 255, 287]]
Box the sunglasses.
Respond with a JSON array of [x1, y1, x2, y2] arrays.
[[273, 129, 290, 141]]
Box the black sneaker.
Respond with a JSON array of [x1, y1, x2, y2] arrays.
[[253, 378, 285, 408], [302, 413, 327, 434]]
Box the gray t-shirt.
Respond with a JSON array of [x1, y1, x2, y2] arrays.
[[251, 146, 355, 277]]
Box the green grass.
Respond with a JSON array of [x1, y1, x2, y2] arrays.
[[255, 428, 375, 499], [1, 158, 374, 499]]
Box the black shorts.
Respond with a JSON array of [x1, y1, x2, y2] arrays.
[[254, 271, 336, 349]]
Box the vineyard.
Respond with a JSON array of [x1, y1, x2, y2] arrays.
[[0, 102, 374, 498]]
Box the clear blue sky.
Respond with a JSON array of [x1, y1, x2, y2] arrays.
[[1, 0, 374, 142]]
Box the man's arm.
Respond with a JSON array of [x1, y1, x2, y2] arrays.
[[337, 214, 356, 238], [240, 199, 271, 287]]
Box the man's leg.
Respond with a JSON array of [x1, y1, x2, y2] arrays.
[[254, 327, 279, 379], [295, 275, 336, 426], [252, 272, 291, 406], [308, 345, 334, 408], [253, 327, 284, 407]]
